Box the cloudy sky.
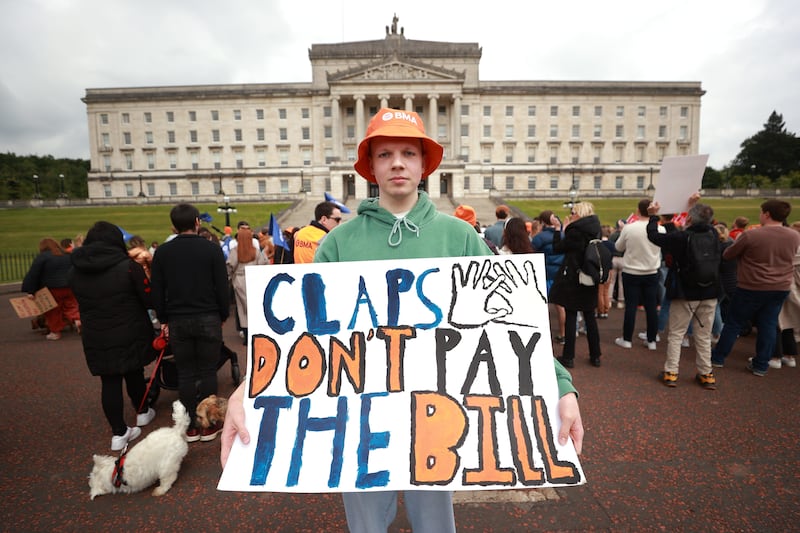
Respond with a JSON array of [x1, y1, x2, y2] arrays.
[[1, 0, 797, 169]]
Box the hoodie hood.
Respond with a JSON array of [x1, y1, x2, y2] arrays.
[[356, 191, 440, 247], [70, 242, 130, 273], [567, 214, 602, 240]]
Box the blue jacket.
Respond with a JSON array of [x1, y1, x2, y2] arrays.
[[532, 227, 565, 283]]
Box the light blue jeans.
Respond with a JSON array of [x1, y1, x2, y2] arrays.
[[342, 491, 455, 533]]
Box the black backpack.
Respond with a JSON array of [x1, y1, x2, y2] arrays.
[[578, 239, 613, 286], [679, 229, 720, 290]]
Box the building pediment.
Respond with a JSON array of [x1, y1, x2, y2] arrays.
[[329, 58, 464, 83]]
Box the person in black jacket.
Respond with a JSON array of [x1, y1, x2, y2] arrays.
[[151, 203, 230, 442], [646, 194, 720, 389], [549, 202, 603, 368], [69, 221, 157, 451]]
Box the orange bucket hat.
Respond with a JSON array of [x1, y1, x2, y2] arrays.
[[453, 205, 477, 227], [354, 108, 444, 183]]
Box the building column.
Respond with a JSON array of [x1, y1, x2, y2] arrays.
[[403, 94, 414, 112], [354, 94, 366, 137], [428, 94, 439, 142], [452, 93, 462, 159], [379, 94, 390, 109], [331, 96, 341, 161]]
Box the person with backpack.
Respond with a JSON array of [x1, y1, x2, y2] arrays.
[[646, 194, 721, 389], [549, 201, 604, 368]]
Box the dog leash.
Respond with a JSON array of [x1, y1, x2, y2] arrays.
[[110, 332, 169, 488], [137, 331, 168, 415], [112, 444, 128, 488]]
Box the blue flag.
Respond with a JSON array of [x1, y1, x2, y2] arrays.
[[117, 226, 134, 243], [324, 192, 351, 214], [270, 213, 289, 251]]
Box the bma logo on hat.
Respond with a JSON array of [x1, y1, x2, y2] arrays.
[[382, 111, 417, 124]]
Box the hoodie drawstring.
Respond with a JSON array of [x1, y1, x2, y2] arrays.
[[388, 217, 420, 247]]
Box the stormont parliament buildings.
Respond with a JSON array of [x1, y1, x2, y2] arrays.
[[82, 18, 703, 203]]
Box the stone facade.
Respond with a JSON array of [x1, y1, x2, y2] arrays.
[[82, 18, 704, 203]]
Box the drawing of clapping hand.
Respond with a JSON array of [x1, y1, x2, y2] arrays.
[[448, 259, 547, 328]]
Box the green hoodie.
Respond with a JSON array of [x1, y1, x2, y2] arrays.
[[315, 191, 576, 397], [315, 191, 491, 261]]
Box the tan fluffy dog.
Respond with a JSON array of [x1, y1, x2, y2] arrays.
[[195, 394, 228, 429]]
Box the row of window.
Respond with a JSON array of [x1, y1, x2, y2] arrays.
[[105, 177, 321, 198], [471, 174, 653, 190], [100, 122, 689, 151], [103, 126, 313, 147], [474, 104, 691, 119], [105, 173, 653, 200], [98, 104, 692, 126], [99, 107, 310, 125], [467, 123, 687, 140]]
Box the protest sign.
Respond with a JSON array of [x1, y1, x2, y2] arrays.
[[652, 154, 710, 214], [9, 287, 58, 318], [218, 255, 585, 493]]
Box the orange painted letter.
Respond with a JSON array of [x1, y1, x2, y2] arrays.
[[411, 392, 467, 485], [462, 395, 515, 485], [285, 332, 326, 397], [250, 335, 280, 397]]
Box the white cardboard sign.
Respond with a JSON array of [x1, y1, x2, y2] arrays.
[[218, 255, 585, 492], [652, 154, 710, 214]]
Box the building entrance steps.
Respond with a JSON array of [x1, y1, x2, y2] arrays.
[[276, 194, 505, 233]]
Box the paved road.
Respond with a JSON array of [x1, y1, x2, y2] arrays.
[[2, 289, 798, 532]]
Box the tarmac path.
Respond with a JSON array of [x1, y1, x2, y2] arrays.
[[1, 288, 798, 532]]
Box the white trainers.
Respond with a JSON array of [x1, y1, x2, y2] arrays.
[[637, 331, 661, 342], [136, 407, 156, 426], [768, 358, 782, 369], [111, 426, 142, 451], [681, 336, 691, 348], [615, 338, 632, 349], [646, 341, 657, 351], [781, 356, 797, 368]]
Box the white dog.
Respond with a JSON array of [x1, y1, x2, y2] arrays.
[[89, 400, 189, 500]]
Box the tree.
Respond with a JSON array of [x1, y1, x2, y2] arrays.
[[731, 111, 800, 181], [701, 166, 723, 189]]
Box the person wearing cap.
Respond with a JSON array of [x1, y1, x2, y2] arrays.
[[219, 108, 584, 532], [293, 201, 343, 263], [453, 204, 498, 254], [484, 204, 511, 248]]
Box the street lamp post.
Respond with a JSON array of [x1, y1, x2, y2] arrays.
[[217, 195, 237, 228], [138, 174, 145, 197], [32, 174, 41, 199], [749, 164, 756, 196], [647, 166, 656, 197], [568, 167, 578, 206], [58, 174, 66, 198]]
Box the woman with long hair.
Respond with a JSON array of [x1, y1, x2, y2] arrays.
[[22, 238, 81, 340], [227, 226, 268, 342], [499, 217, 534, 254]]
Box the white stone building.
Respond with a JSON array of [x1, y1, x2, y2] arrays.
[[82, 17, 703, 203]]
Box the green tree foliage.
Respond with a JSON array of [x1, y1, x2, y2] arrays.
[[731, 111, 800, 181], [0, 153, 89, 201], [701, 166, 723, 189]]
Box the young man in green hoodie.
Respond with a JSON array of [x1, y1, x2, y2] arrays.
[[221, 108, 584, 532]]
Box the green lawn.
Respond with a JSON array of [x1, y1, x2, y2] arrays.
[[507, 197, 770, 228], [0, 202, 292, 252], [0, 196, 782, 283]]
